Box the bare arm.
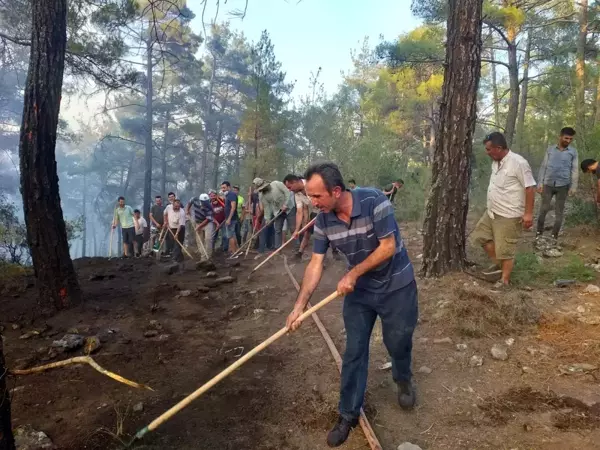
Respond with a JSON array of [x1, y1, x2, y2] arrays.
[[286, 253, 326, 329], [227, 200, 236, 222], [571, 151, 579, 192], [596, 179, 600, 203], [521, 186, 535, 229]]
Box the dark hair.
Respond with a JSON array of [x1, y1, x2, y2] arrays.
[[221, 181, 231, 187], [134, 209, 140, 214], [560, 127, 576, 137], [304, 162, 346, 193], [155, 195, 162, 199], [118, 196, 125, 201], [173, 199, 181, 204], [348, 179, 356, 184], [483, 132, 508, 149], [581, 158, 597, 173], [283, 174, 301, 184], [167, 192, 175, 197]]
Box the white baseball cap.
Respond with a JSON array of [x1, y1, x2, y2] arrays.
[[199, 193, 209, 201]]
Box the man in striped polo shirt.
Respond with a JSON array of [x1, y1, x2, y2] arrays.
[[286, 162, 418, 447]]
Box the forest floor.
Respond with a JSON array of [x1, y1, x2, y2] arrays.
[[1, 221, 600, 450]]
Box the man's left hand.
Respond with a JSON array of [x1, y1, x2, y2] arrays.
[[226, 218, 231, 226], [337, 271, 358, 295], [521, 213, 533, 230], [568, 189, 575, 197]]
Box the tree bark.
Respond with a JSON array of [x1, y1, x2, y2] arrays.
[[515, 31, 531, 153], [421, 0, 483, 277], [504, 37, 519, 147], [81, 170, 87, 258], [143, 38, 154, 221], [594, 61, 600, 127], [490, 47, 500, 127], [576, 0, 588, 137], [161, 92, 171, 196], [212, 120, 224, 188], [201, 52, 217, 192], [19, 0, 81, 310], [0, 339, 15, 450]]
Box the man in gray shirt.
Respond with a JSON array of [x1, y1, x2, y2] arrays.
[[536, 127, 578, 240]]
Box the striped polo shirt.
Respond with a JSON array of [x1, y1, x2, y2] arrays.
[[313, 188, 414, 293]]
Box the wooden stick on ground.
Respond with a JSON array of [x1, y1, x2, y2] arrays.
[[130, 290, 340, 444], [250, 217, 317, 276], [11, 356, 154, 391], [282, 255, 382, 450]]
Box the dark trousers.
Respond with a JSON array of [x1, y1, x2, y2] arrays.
[[537, 185, 569, 237], [339, 281, 418, 421], [258, 221, 275, 253], [235, 220, 242, 246], [168, 227, 185, 262]]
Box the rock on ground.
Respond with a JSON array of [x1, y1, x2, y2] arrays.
[[491, 344, 509, 361], [51, 334, 84, 351], [14, 425, 55, 449], [83, 336, 102, 354], [469, 355, 483, 367], [584, 284, 600, 294], [397, 443, 423, 450]]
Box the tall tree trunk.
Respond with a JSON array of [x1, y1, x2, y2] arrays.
[[143, 38, 153, 221], [0, 339, 15, 450], [421, 0, 483, 277], [19, 0, 81, 310], [429, 102, 436, 164], [504, 33, 519, 146], [515, 31, 531, 153], [81, 170, 87, 258], [490, 47, 500, 127], [201, 52, 217, 192], [594, 62, 600, 127], [161, 95, 171, 195], [212, 120, 224, 188], [576, 0, 588, 138]]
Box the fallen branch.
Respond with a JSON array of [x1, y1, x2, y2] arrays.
[[11, 356, 154, 391]]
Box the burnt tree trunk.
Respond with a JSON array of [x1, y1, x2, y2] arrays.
[[0, 339, 15, 450], [421, 0, 483, 277], [515, 31, 531, 153], [504, 38, 519, 147], [490, 47, 500, 127], [143, 38, 154, 220], [19, 0, 81, 310]]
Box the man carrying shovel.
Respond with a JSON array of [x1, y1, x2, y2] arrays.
[[286, 162, 418, 447], [163, 199, 187, 263], [187, 193, 214, 261], [253, 177, 296, 253]]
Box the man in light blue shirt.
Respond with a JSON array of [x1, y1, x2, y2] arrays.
[[112, 196, 135, 257], [536, 127, 578, 240]]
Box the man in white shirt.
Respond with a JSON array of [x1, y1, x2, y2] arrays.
[[471, 132, 536, 286], [163, 199, 187, 262], [133, 209, 148, 257]]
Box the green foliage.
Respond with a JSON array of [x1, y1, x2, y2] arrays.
[[511, 252, 595, 286], [565, 198, 598, 227]]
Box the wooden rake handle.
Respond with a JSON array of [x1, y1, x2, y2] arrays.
[[230, 211, 282, 258], [166, 225, 194, 260], [132, 290, 340, 441]]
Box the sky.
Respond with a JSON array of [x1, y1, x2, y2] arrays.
[[187, 0, 421, 99], [61, 0, 421, 124]]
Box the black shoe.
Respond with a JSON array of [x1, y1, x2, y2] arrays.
[[326, 416, 357, 447], [397, 380, 416, 410]]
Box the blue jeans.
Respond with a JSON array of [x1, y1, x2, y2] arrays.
[[258, 222, 275, 253], [339, 280, 418, 421]]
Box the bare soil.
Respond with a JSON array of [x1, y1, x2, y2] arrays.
[[1, 222, 600, 449]]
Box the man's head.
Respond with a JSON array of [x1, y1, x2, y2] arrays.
[[134, 209, 141, 218], [304, 162, 346, 213], [283, 174, 304, 193], [581, 158, 597, 173], [483, 132, 509, 161], [167, 192, 176, 204], [155, 195, 162, 206], [172, 199, 181, 210], [199, 193, 210, 205], [253, 177, 271, 194], [232, 185, 240, 194], [393, 179, 404, 189], [221, 181, 231, 192], [559, 127, 576, 148], [347, 179, 356, 189], [118, 196, 125, 207]]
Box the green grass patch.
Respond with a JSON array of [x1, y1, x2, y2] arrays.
[[565, 198, 599, 227], [511, 251, 596, 286]]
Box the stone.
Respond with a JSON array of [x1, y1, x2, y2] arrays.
[[253, 309, 265, 316], [469, 355, 483, 367], [397, 443, 422, 450], [179, 290, 192, 297], [491, 344, 508, 361], [51, 334, 84, 351], [14, 425, 55, 449], [133, 402, 144, 413], [577, 305, 586, 313], [11, 323, 20, 330], [554, 279, 576, 287], [379, 362, 392, 370], [205, 271, 218, 278], [143, 330, 159, 338], [563, 363, 597, 374], [578, 316, 600, 325], [521, 366, 535, 374], [19, 330, 40, 340], [215, 276, 235, 284], [456, 343, 468, 351], [417, 337, 429, 344], [84, 336, 102, 354], [584, 284, 600, 294], [433, 337, 453, 344], [163, 263, 179, 275], [148, 320, 162, 330], [505, 338, 515, 347], [526, 347, 537, 356], [417, 366, 432, 374], [196, 260, 216, 272], [543, 248, 563, 258]]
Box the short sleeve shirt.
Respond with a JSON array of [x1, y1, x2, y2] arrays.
[[116, 206, 134, 229], [313, 188, 414, 294], [150, 204, 165, 226], [224, 191, 238, 221]]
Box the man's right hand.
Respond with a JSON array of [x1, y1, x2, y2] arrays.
[[536, 185, 543, 194], [286, 306, 304, 331]]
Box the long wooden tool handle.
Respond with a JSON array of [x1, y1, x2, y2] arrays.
[[167, 226, 194, 260], [195, 229, 209, 259], [133, 290, 340, 441], [251, 217, 317, 274], [230, 211, 282, 258]]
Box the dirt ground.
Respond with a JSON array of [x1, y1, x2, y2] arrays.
[[1, 222, 600, 450]]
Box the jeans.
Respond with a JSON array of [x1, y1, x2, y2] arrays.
[[168, 227, 185, 262], [537, 184, 569, 237], [258, 222, 275, 253], [339, 280, 418, 421], [235, 220, 242, 245], [273, 208, 296, 248]]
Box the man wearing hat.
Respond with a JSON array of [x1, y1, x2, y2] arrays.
[[186, 193, 215, 260], [253, 177, 296, 251]]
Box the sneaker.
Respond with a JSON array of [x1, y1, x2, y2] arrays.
[[397, 380, 416, 410], [326, 416, 357, 447], [481, 269, 502, 282]]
